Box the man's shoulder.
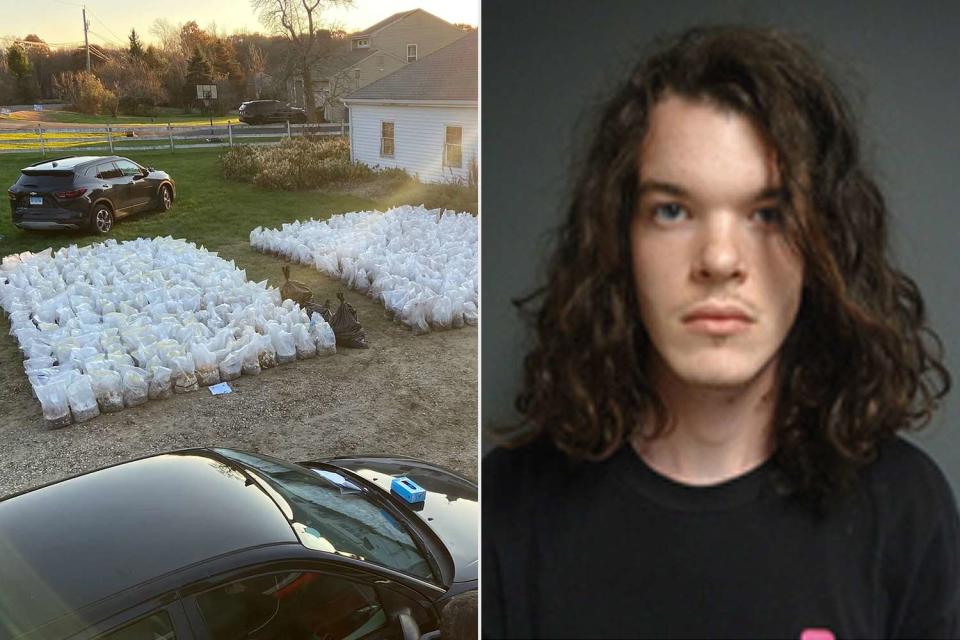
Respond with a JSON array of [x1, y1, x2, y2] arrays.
[[862, 435, 958, 524], [482, 437, 574, 487], [867, 436, 952, 493]]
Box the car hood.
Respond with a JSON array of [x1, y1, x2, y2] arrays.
[[302, 456, 478, 585]]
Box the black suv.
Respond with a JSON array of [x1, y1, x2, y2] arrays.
[[238, 100, 308, 125], [7, 155, 175, 234]]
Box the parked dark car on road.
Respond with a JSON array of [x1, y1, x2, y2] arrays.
[[239, 99, 308, 124], [0, 447, 478, 640], [7, 155, 175, 234]]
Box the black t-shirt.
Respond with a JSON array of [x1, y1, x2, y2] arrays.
[[482, 436, 960, 639]]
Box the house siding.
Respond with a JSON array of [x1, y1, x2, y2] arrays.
[[370, 12, 466, 63], [349, 104, 477, 184]]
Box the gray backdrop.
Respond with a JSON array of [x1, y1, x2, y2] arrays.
[[481, 0, 960, 497]]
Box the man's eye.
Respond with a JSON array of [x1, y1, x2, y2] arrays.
[[652, 203, 687, 222], [753, 207, 784, 226]]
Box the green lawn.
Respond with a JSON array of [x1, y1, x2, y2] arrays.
[[35, 110, 239, 126], [0, 148, 475, 287], [0, 149, 376, 283]]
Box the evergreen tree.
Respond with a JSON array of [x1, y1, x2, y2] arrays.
[[183, 46, 213, 109], [128, 28, 144, 58]]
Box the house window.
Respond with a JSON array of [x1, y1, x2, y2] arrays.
[[443, 125, 462, 168], [381, 122, 395, 157], [353, 38, 369, 49], [406, 44, 418, 63]]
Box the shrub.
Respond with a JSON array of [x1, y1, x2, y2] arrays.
[[219, 137, 477, 214], [221, 137, 379, 190], [53, 71, 117, 115]]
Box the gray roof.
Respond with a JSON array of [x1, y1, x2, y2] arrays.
[[352, 9, 418, 37], [344, 31, 477, 103], [313, 47, 376, 79]]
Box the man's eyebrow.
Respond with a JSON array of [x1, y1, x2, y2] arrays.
[[637, 180, 788, 202], [637, 180, 689, 198]]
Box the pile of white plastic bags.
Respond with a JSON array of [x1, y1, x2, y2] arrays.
[[250, 205, 478, 334], [0, 237, 336, 428]]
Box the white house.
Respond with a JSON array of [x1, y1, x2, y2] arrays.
[[342, 31, 477, 185]]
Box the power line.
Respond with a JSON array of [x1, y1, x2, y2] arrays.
[[85, 8, 126, 45], [87, 30, 124, 49]]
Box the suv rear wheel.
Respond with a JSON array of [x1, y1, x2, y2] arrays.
[[90, 203, 114, 234]]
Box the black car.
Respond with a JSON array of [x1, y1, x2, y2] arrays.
[[239, 100, 308, 125], [7, 155, 175, 235], [0, 448, 477, 640]]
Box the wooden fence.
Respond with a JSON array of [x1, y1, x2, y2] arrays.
[[0, 121, 349, 155]]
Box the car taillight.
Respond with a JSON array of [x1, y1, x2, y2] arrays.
[[53, 188, 87, 199]]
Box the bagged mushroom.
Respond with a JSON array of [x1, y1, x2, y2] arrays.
[[191, 343, 221, 386], [148, 365, 173, 400], [119, 365, 149, 407], [268, 325, 296, 364], [292, 324, 316, 359], [242, 340, 261, 376], [66, 374, 100, 423], [256, 334, 277, 369], [309, 313, 336, 356], [170, 353, 199, 393], [90, 369, 124, 413], [219, 347, 243, 381], [36, 380, 73, 429]]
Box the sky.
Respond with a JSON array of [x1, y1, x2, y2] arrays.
[[0, 0, 478, 49]]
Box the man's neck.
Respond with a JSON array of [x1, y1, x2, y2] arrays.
[[632, 359, 778, 486]]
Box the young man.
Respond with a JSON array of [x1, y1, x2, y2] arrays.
[[483, 27, 958, 639]]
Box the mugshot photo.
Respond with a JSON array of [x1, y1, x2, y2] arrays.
[[482, 1, 960, 638]]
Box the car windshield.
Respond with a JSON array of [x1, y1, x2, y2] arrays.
[[214, 449, 435, 583]]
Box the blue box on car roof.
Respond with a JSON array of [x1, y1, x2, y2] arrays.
[[391, 476, 426, 504]]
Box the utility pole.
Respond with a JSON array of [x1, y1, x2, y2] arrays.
[[83, 6, 90, 72]]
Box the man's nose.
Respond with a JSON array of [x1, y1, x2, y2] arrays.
[[692, 214, 746, 283]]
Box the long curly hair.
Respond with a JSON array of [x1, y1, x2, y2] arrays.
[[504, 26, 951, 511]]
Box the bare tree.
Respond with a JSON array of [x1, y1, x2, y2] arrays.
[[250, 0, 352, 120]]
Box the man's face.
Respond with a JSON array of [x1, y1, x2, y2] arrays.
[[630, 95, 804, 391]]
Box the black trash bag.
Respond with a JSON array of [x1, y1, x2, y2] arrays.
[[304, 299, 332, 324], [280, 265, 312, 307], [330, 291, 368, 349]]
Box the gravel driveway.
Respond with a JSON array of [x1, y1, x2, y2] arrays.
[[0, 278, 477, 498]]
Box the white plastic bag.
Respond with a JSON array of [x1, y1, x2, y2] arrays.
[[36, 380, 73, 429], [90, 369, 124, 413], [292, 324, 317, 359], [119, 365, 149, 407], [67, 374, 100, 423], [171, 353, 199, 393], [269, 326, 296, 364], [242, 340, 261, 376], [309, 313, 337, 356], [219, 348, 243, 381], [148, 365, 173, 400], [191, 343, 221, 387], [257, 334, 277, 369]]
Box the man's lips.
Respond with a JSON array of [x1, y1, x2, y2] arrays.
[[682, 304, 755, 335]]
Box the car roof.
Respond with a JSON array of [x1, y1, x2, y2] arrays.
[[23, 156, 126, 171], [0, 449, 297, 633]]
